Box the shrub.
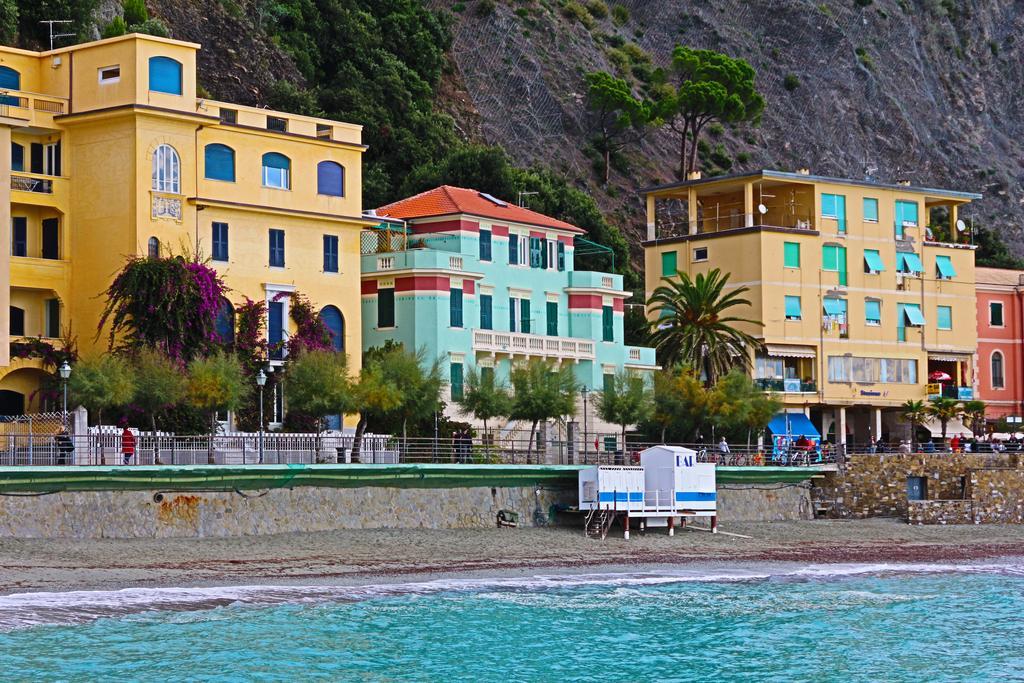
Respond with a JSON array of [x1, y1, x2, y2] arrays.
[[585, 0, 608, 19], [477, 0, 496, 15], [122, 0, 148, 25], [783, 73, 800, 91], [562, 1, 595, 28], [611, 4, 629, 25]]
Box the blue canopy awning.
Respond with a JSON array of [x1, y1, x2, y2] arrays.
[[767, 412, 821, 438]]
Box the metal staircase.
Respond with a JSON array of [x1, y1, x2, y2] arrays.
[[584, 507, 616, 540]]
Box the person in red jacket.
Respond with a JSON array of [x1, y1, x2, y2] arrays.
[[121, 427, 136, 465]]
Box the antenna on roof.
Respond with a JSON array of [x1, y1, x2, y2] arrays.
[[517, 191, 539, 207], [39, 20, 75, 51]]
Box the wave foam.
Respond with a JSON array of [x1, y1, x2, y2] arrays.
[[2, 560, 1022, 631]]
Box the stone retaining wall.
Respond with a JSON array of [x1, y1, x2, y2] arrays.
[[971, 468, 1024, 523], [0, 486, 577, 539], [907, 500, 973, 525], [717, 484, 813, 521]]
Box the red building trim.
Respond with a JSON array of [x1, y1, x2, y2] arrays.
[[491, 224, 509, 237], [396, 275, 450, 293]]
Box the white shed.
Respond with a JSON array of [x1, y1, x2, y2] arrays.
[[578, 465, 645, 512], [639, 445, 717, 514]]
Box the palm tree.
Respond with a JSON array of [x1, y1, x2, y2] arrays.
[[928, 397, 963, 446], [900, 399, 928, 449], [646, 268, 764, 385], [962, 399, 987, 438]]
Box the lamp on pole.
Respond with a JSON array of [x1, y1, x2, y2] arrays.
[[256, 369, 267, 464], [59, 361, 71, 426], [581, 386, 590, 464]]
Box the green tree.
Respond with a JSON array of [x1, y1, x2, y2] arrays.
[[0, 0, 18, 44], [121, 0, 146, 25], [509, 360, 578, 463], [349, 354, 402, 462], [68, 354, 135, 429], [643, 365, 709, 442], [646, 268, 764, 385], [130, 348, 187, 435], [652, 46, 765, 177], [186, 352, 249, 461], [594, 370, 653, 452], [707, 369, 780, 449], [584, 71, 649, 184], [100, 15, 127, 38], [927, 397, 963, 444], [17, 0, 100, 47], [900, 399, 929, 447], [362, 343, 443, 449], [457, 367, 512, 443], [284, 350, 354, 439], [962, 399, 987, 438]]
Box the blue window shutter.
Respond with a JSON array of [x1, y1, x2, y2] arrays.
[[785, 296, 801, 319], [821, 193, 837, 218], [936, 254, 956, 279], [863, 198, 878, 222], [521, 298, 530, 333], [557, 241, 565, 271], [204, 144, 235, 182], [937, 306, 952, 330], [323, 235, 339, 272], [480, 294, 492, 329], [269, 229, 285, 267], [212, 222, 229, 261], [263, 152, 290, 170], [148, 57, 182, 95], [317, 161, 344, 196], [0, 66, 19, 90], [319, 305, 344, 351], [215, 298, 235, 343], [10, 143, 23, 172], [11, 217, 26, 257], [479, 230, 492, 261], [865, 299, 881, 323], [268, 301, 284, 359]]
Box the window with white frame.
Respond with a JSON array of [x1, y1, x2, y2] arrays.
[[992, 351, 1005, 389], [152, 144, 180, 193], [990, 301, 1005, 327], [98, 65, 120, 83]]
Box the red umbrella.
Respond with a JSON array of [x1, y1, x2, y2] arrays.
[[929, 371, 952, 382]]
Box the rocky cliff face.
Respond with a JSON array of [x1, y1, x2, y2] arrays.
[[150, 0, 1024, 257], [437, 0, 1023, 250]]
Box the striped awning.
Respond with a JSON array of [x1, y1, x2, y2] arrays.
[[766, 344, 816, 359], [927, 352, 971, 362]]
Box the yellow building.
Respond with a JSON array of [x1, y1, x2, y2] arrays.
[[0, 33, 369, 418], [643, 170, 980, 446]]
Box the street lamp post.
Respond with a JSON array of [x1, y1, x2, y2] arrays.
[[256, 369, 267, 464], [581, 386, 590, 464], [59, 361, 71, 426]]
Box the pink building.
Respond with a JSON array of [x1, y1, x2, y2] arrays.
[[976, 267, 1024, 424]]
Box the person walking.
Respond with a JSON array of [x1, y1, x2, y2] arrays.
[[55, 428, 74, 466], [718, 436, 730, 463], [121, 426, 136, 465]]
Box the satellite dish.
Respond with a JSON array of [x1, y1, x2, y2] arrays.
[[955, 219, 967, 233], [757, 203, 768, 215]]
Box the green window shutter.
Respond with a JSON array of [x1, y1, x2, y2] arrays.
[[481, 366, 494, 384], [835, 195, 847, 233], [479, 230, 492, 261], [602, 305, 614, 342], [661, 250, 677, 276], [450, 288, 463, 328], [864, 249, 884, 273], [541, 238, 548, 269], [509, 236, 518, 265], [546, 301, 558, 336], [865, 299, 881, 324], [863, 198, 878, 222], [450, 363, 464, 401], [377, 288, 395, 328], [904, 303, 925, 326], [936, 254, 956, 279], [480, 294, 492, 330], [837, 246, 847, 286], [937, 305, 952, 330], [529, 237, 541, 268], [822, 245, 837, 271], [509, 296, 517, 331], [821, 193, 837, 218], [783, 242, 800, 268], [603, 373, 614, 394], [520, 298, 531, 334], [785, 295, 801, 320]]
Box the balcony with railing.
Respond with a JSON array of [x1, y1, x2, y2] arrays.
[[11, 172, 68, 211], [756, 378, 817, 393], [625, 346, 657, 367], [0, 91, 67, 128], [472, 329, 595, 361], [568, 271, 623, 291], [363, 246, 473, 274]]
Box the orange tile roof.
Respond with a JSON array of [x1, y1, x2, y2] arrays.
[[375, 185, 585, 233]]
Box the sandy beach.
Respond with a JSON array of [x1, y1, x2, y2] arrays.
[[2, 519, 1024, 595]]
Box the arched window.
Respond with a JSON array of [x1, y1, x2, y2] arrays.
[[992, 351, 1005, 389], [9, 306, 24, 336], [215, 297, 235, 344], [316, 161, 344, 197], [262, 152, 290, 189], [148, 56, 183, 95], [0, 66, 20, 106], [204, 144, 235, 182], [319, 305, 344, 352], [152, 144, 180, 193], [148, 237, 160, 259]]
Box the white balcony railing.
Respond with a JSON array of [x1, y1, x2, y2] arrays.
[[472, 329, 595, 361], [377, 256, 395, 270], [628, 348, 641, 362], [449, 256, 463, 270]]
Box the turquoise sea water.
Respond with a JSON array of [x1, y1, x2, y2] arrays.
[[1, 563, 1023, 681]]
